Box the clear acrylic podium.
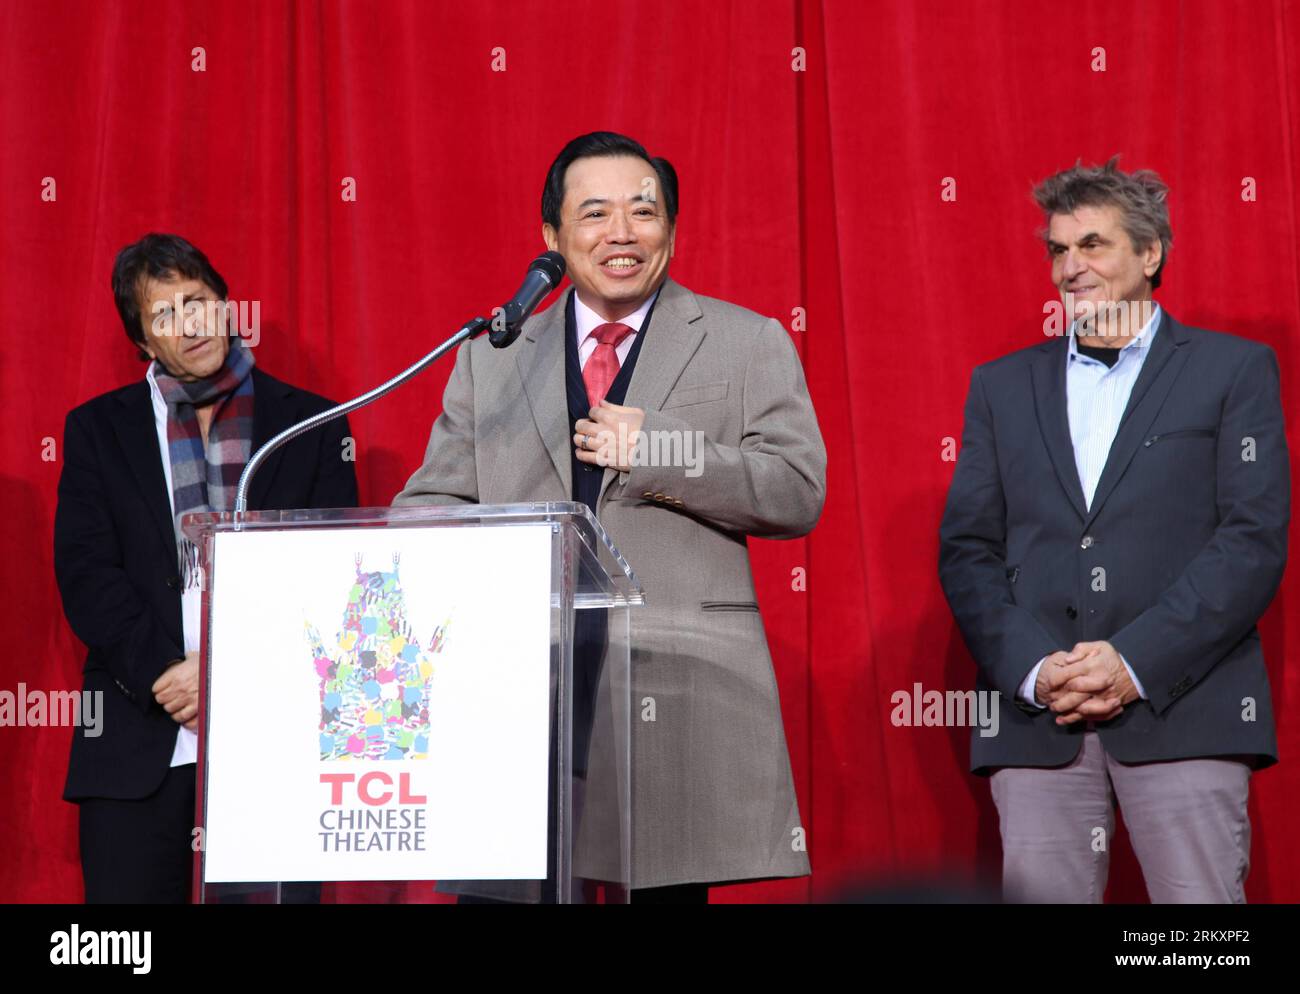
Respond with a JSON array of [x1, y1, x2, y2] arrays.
[[180, 501, 642, 904]]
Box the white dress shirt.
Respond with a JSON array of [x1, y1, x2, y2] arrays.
[[1019, 304, 1160, 707], [146, 362, 200, 766]]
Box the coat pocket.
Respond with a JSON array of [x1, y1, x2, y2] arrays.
[[664, 381, 729, 409], [700, 600, 760, 612], [1144, 427, 1217, 447]]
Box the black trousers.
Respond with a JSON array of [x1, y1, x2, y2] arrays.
[[79, 764, 197, 904]]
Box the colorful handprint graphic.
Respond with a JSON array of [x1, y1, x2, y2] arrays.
[[307, 553, 450, 760]]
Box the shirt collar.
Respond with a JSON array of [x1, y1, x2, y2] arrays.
[[145, 360, 163, 406], [1068, 300, 1161, 363], [574, 286, 661, 347]]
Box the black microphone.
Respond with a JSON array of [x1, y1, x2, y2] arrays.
[[489, 251, 567, 348]]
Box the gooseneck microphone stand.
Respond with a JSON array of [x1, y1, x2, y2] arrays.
[[232, 250, 566, 519], [232, 314, 490, 516]]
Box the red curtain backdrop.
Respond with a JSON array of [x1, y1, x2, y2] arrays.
[[1, 0, 1297, 903]]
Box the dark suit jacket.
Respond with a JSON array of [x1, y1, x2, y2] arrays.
[[55, 366, 358, 801], [939, 310, 1290, 773]]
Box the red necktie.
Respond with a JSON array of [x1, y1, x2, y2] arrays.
[[582, 322, 635, 410]]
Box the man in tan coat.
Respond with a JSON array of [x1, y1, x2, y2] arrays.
[[394, 131, 825, 902]]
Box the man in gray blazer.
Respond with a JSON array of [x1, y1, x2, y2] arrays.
[[939, 157, 1289, 903], [395, 132, 824, 902]]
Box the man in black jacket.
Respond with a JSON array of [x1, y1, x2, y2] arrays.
[[54, 233, 358, 903]]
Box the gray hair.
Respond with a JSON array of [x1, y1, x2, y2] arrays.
[[1033, 156, 1173, 289]]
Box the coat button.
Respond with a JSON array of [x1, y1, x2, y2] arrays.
[[1080, 536, 1094, 549], [641, 492, 654, 499], [165, 575, 180, 590], [653, 493, 664, 501], [1065, 605, 1078, 619]]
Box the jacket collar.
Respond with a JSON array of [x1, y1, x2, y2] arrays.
[[111, 367, 295, 550], [1031, 306, 1191, 525], [111, 380, 176, 552], [246, 367, 294, 508], [516, 277, 706, 508]]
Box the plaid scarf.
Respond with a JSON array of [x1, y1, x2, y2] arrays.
[[152, 339, 256, 588]]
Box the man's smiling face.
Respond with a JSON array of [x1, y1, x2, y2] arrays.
[[543, 154, 675, 322], [1048, 204, 1161, 324]]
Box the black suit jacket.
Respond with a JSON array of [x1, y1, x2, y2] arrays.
[[55, 366, 358, 801], [939, 310, 1290, 773]]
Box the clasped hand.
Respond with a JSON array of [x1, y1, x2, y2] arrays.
[[1035, 640, 1139, 725]]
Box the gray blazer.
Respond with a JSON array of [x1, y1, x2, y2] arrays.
[[394, 278, 825, 888], [939, 310, 1289, 774]]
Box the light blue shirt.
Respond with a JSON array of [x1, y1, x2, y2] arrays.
[[1019, 303, 1161, 707], [1067, 304, 1161, 508]]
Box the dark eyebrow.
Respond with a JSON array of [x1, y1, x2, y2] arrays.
[[575, 193, 659, 213], [1047, 231, 1110, 251], [150, 289, 213, 312]]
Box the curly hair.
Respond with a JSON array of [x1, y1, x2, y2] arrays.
[[1033, 156, 1172, 289]]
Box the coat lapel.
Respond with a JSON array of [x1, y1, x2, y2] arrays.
[[598, 279, 706, 508], [246, 368, 295, 510], [112, 381, 178, 551], [516, 293, 573, 495], [1082, 311, 1189, 526], [513, 280, 706, 508], [1030, 336, 1089, 522]]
